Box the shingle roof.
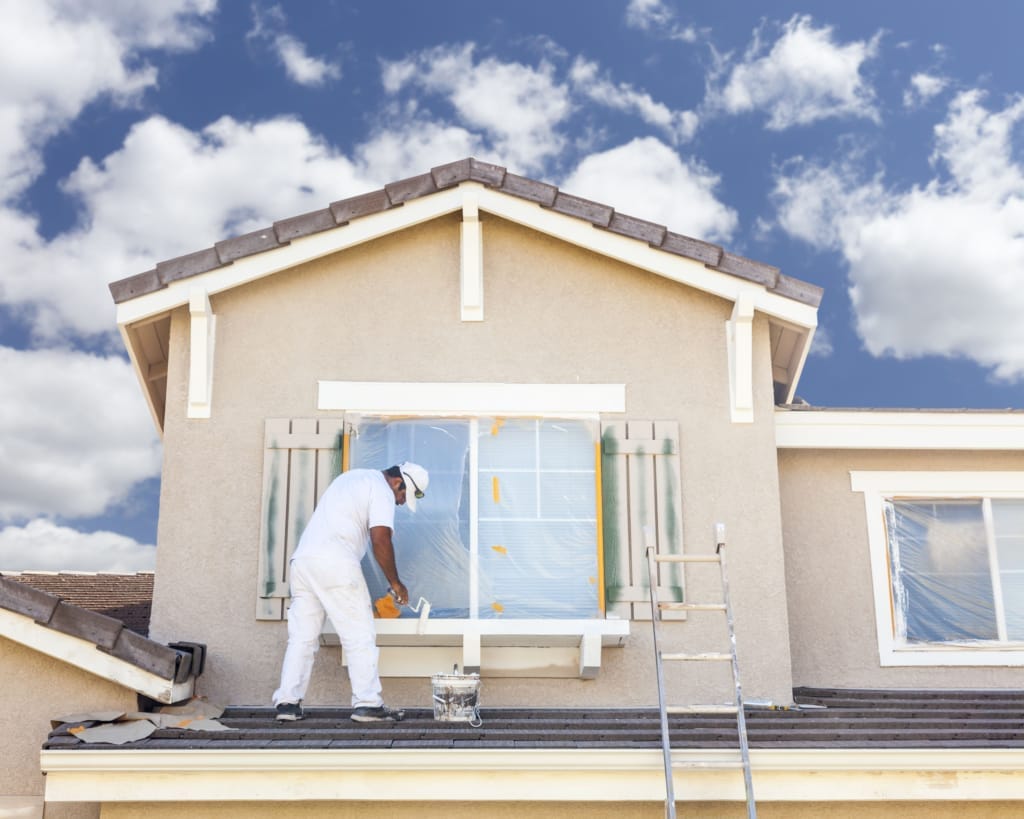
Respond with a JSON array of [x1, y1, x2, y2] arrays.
[[108, 157, 823, 309], [44, 688, 1024, 751], [0, 571, 153, 635]]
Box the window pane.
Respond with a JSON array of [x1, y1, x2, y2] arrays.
[[349, 417, 473, 618], [993, 500, 1024, 639], [887, 500, 997, 642]]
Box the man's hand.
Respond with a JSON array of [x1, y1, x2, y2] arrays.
[[390, 582, 409, 607]]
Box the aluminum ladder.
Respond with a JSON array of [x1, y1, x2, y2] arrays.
[[646, 523, 756, 818]]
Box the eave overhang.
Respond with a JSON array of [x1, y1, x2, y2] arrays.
[[42, 747, 1024, 804]]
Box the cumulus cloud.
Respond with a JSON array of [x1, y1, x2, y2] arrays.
[[381, 43, 573, 172], [560, 137, 738, 242], [772, 91, 1024, 381], [248, 4, 341, 86], [0, 519, 154, 572], [904, 73, 949, 108], [711, 14, 881, 129], [624, 0, 697, 42], [0, 346, 161, 522], [570, 57, 698, 143]]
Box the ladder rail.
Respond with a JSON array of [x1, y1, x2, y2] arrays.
[[647, 526, 757, 819]]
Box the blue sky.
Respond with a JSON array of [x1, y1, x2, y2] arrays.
[[2, 0, 1024, 571]]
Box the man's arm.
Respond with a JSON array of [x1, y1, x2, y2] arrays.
[[370, 525, 408, 605]]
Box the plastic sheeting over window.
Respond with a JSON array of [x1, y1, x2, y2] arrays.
[[348, 415, 601, 619], [885, 498, 1024, 644]]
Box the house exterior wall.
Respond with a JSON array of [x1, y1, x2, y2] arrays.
[[148, 213, 794, 708], [779, 447, 1024, 688], [1, 635, 135, 819]]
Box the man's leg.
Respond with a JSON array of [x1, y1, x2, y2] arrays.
[[273, 559, 326, 706]]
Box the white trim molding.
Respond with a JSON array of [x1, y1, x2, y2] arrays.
[[727, 291, 754, 424], [317, 381, 626, 416], [187, 287, 216, 419], [42, 747, 1024, 804], [851, 470, 1024, 666], [777, 410, 1024, 450], [460, 185, 484, 321]]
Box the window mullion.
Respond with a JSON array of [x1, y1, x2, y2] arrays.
[[469, 418, 479, 620], [983, 498, 1008, 641]]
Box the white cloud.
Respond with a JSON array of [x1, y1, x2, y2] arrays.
[[560, 137, 738, 242], [1, 115, 372, 339], [712, 14, 881, 130], [809, 326, 833, 357], [0, 346, 161, 522], [772, 91, 1024, 381], [0, 519, 154, 572], [273, 33, 341, 86], [904, 73, 949, 108], [624, 0, 697, 42], [570, 57, 697, 143], [381, 44, 573, 173], [0, 0, 214, 200]]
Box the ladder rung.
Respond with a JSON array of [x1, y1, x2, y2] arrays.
[[661, 652, 732, 662], [666, 704, 739, 714], [659, 602, 726, 611], [654, 554, 720, 563]]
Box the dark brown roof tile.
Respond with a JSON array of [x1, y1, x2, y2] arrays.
[[48, 602, 123, 650], [273, 208, 337, 243], [106, 628, 181, 679], [500, 172, 557, 206], [385, 172, 438, 205], [109, 270, 161, 304], [547, 192, 613, 226], [156, 248, 222, 285], [0, 575, 59, 622], [0, 572, 153, 635], [215, 228, 283, 264], [713, 251, 779, 288], [773, 273, 825, 307], [661, 232, 722, 266], [330, 189, 391, 224], [431, 158, 506, 189], [607, 212, 667, 246]]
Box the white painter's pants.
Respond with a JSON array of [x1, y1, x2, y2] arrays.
[[273, 554, 384, 708]]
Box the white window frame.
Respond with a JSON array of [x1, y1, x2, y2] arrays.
[[316, 381, 630, 678], [851, 471, 1024, 667]]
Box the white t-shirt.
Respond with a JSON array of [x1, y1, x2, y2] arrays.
[[292, 469, 396, 564]]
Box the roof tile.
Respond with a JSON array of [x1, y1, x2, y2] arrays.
[[773, 273, 825, 308], [105, 628, 181, 679], [156, 248, 222, 285], [607, 212, 667, 246], [48, 602, 123, 650], [329, 189, 391, 225], [273, 208, 337, 243], [431, 158, 506, 189], [500, 173, 557, 206], [0, 576, 59, 622], [385, 172, 438, 205], [547, 192, 613, 227], [215, 228, 283, 264], [109, 270, 161, 304], [714, 251, 779, 288], [661, 232, 722, 266]]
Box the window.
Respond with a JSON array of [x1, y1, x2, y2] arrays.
[[347, 415, 601, 619], [852, 472, 1024, 666]]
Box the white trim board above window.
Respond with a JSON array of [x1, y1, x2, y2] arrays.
[[317, 381, 626, 416], [851, 471, 1024, 667]]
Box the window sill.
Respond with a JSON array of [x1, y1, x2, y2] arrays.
[[881, 642, 1024, 667], [322, 618, 630, 679]]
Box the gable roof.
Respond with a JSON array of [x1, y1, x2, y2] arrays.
[[109, 158, 822, 431], [0, 573, 198, 704], [1, 571, 153, 635]]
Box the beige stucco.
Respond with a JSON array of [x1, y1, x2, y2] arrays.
[[148, 212, 794, 708], [1, 635, 137, 819], [779, 448, 1024, 688]]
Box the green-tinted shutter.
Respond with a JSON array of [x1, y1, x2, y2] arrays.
[[601, 420, 683, 620], [256, 418, 344, 619]]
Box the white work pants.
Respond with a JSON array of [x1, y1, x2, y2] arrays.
[[273, 554, 384, 708]]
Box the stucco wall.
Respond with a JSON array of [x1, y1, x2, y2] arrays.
[[779, 447, 1024, 688], [150, 213, 793, 708], [1, 635, 137, 818]]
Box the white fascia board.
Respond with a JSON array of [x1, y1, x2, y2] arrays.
[[0, 608, 193, 704], [776, 410, 1024, 450], [42, 747, 1024, 803], [115, 186, 465, 327], [318, 381, 626, 416], [473, 185, 818, 330]]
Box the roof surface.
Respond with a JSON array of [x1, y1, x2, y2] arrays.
[[44, 688, 1024, 751], [1, 571, 153, 635], [108, 157, 822, 309]]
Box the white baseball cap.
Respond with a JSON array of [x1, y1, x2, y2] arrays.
[[399, 462, 429, 512]]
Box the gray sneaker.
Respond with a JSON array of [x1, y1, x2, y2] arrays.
[[275, 702, 304, 721], [351, 705, 405, 723]]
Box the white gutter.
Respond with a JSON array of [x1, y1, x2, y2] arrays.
[[42, 747, 1024, 803]]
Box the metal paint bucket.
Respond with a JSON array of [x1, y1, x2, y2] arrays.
[[431, 671, 482, 726]]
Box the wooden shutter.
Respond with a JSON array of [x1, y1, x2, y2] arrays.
[[255, 418, 344, 619], [601, 420, 684, 620]]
